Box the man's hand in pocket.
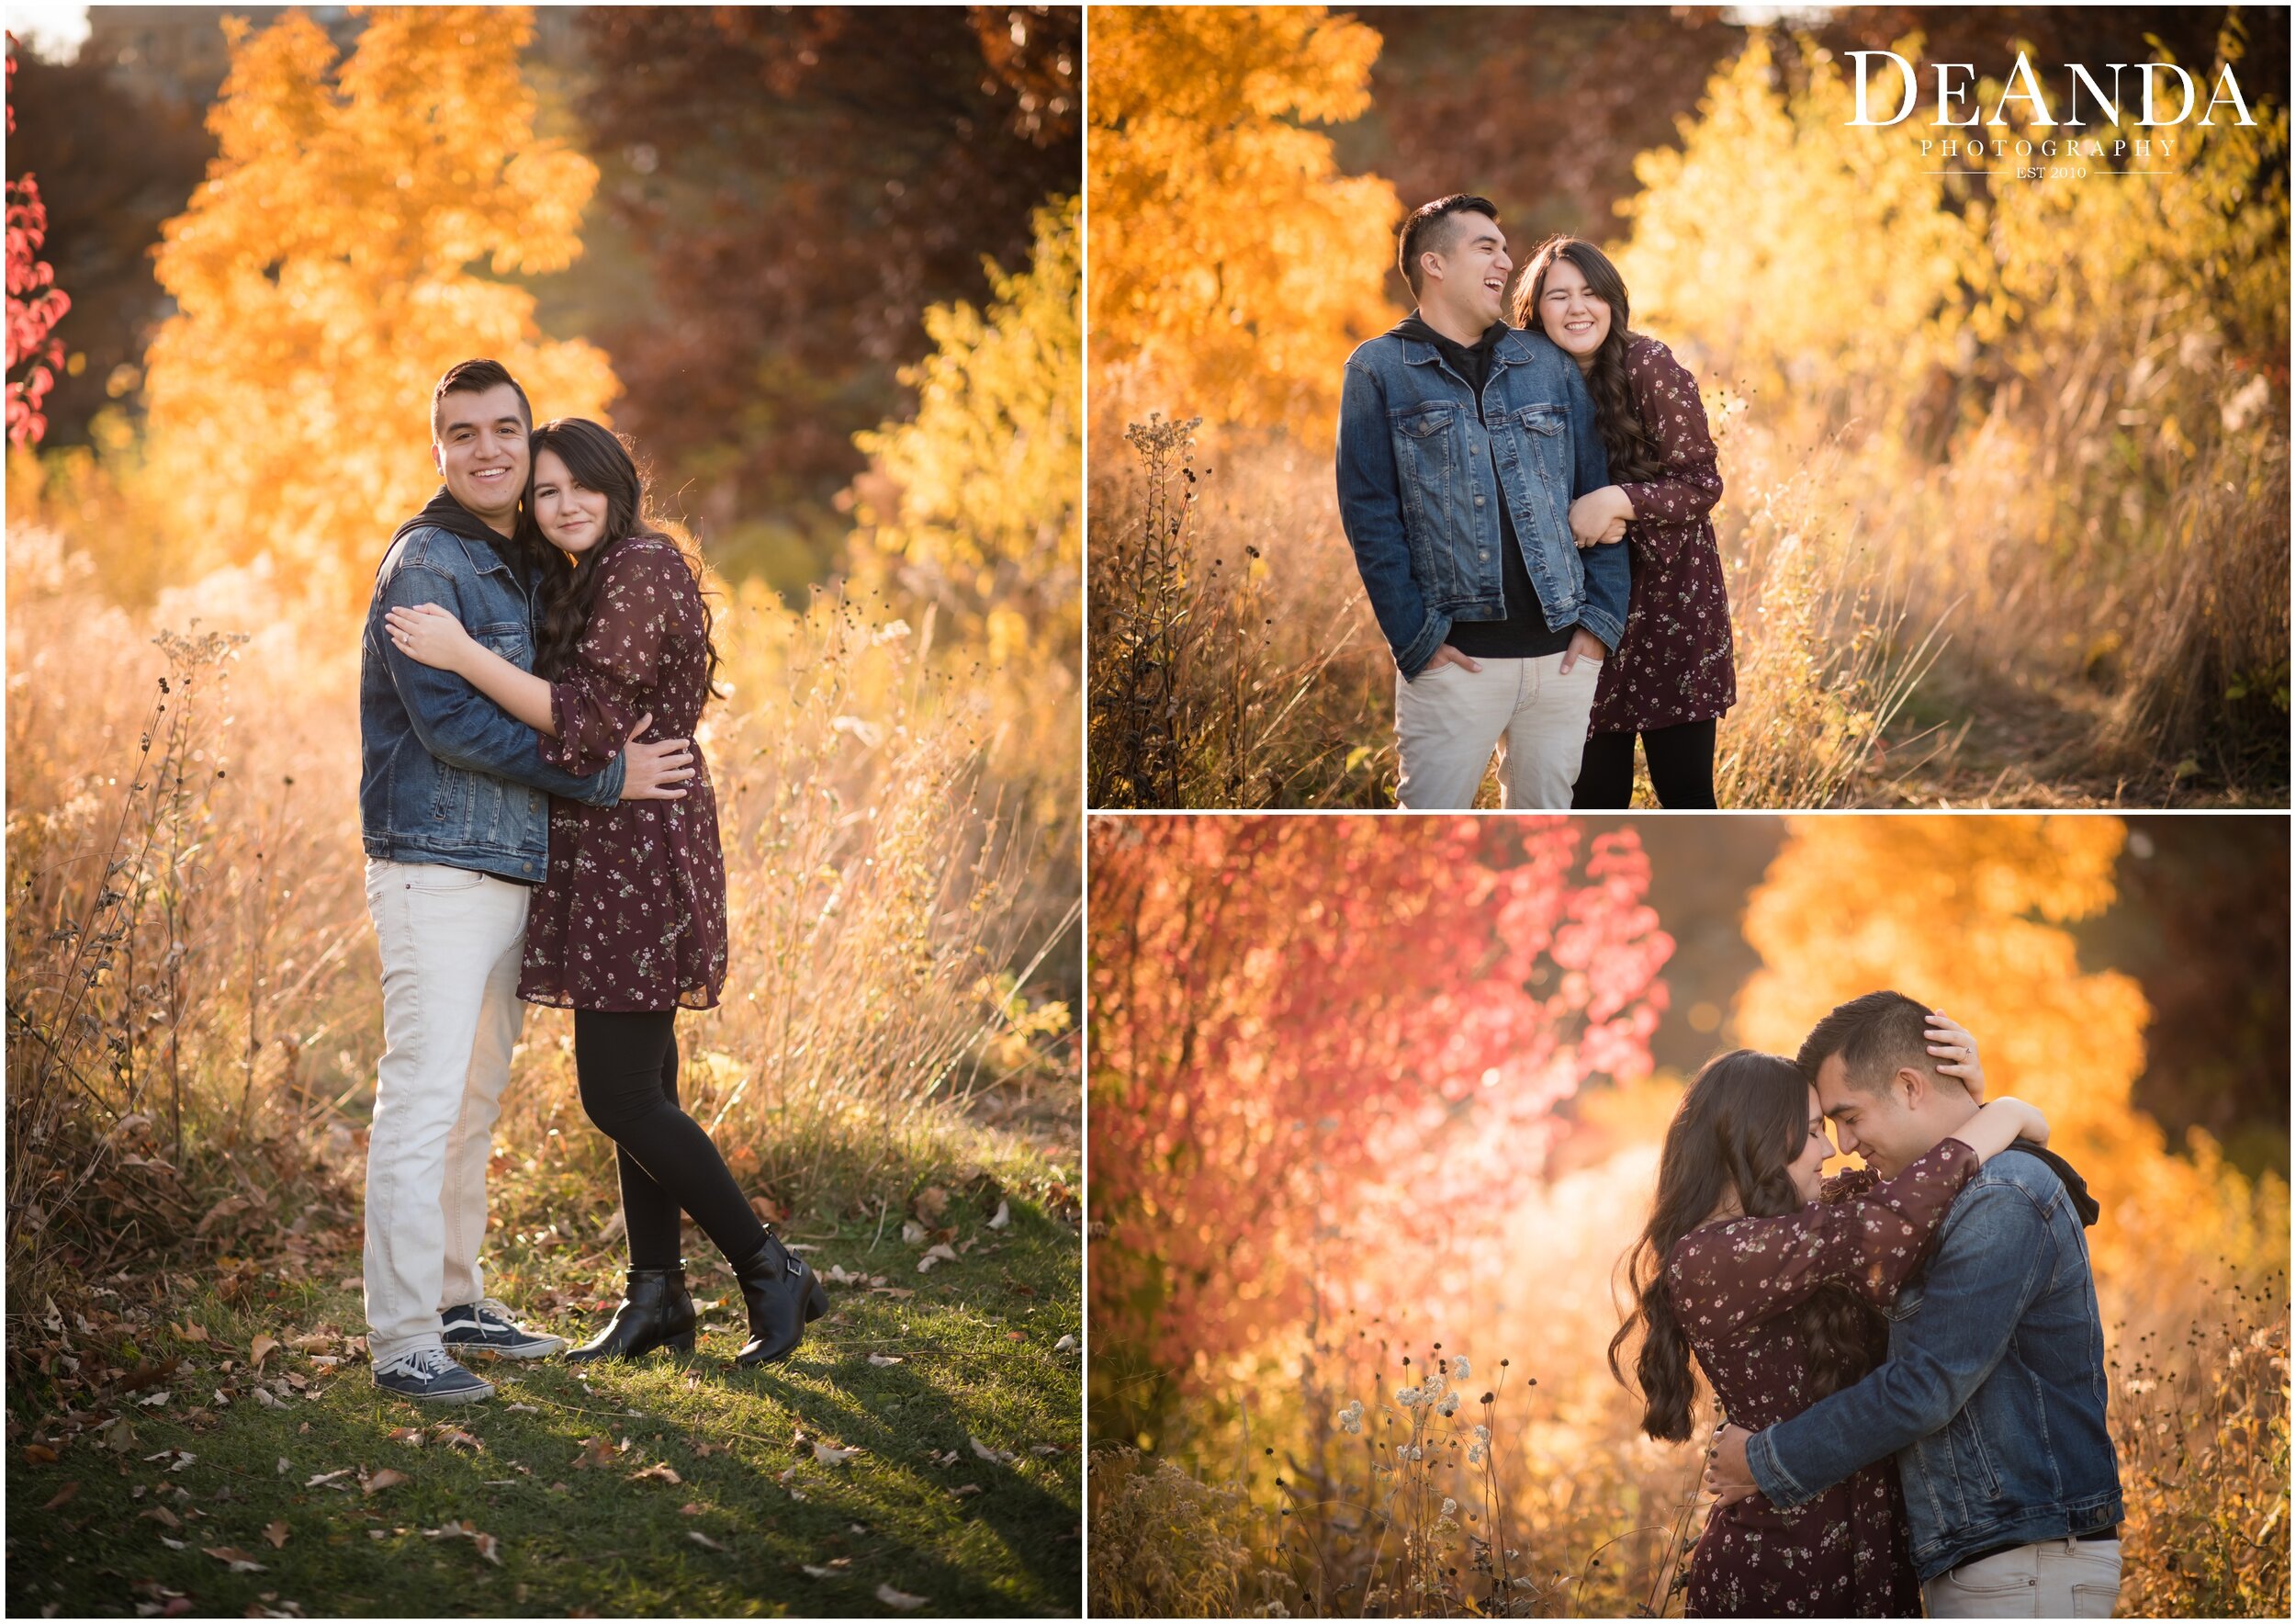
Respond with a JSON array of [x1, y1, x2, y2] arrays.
[[1558, 627, 1609, 676]]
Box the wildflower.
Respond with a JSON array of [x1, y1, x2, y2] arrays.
[[1437, 1392, 1459, 1416], [1396, 1385, 1424, 1407], [1473, 1425, 1491, 1443], [1335, 1400, 1364, 1435], [1467, 1442, 1486, 1465], [1453, 1356, 1470, 1381], [1441, 1497, 1458, 1517]]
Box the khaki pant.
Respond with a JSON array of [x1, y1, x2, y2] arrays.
[[1394, 650, 1601, 809], [1922, 1538, 2123, 1618], [362, 859, 529, 1370]]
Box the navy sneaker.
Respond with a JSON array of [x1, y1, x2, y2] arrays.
[[441, 1297, 568, 1359], [373, 1347, 494, 1404]]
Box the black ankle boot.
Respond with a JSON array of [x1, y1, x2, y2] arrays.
[[729, 1230, 828, 1368], [564, 1263, 696, 1363]]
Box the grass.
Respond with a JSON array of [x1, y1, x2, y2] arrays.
[[6, 1138, 1082, 1619]]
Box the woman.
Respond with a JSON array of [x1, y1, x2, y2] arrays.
[[385, 418, 825, 1368], [1610, 1019, 2046, 1616], [1509, 236, 1731, 808]]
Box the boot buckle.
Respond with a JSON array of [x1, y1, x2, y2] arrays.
[[786, 1255, 803, 1276]]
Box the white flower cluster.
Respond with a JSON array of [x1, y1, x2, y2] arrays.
[[1334, 1399, 1365, 1435]]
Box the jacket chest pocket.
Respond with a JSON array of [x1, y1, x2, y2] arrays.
[[473, 620, 531, 667], [1883, 1280, 1925, 1323], [1393, 403, 1460, 481], [1510, 404, 1567, 482]]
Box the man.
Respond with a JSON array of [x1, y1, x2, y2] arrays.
[[1706, 990, 2124, 1618], [1335, 194, 1629, 808], [357, 358, 695, 1404]]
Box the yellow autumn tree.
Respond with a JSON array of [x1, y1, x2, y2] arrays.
[[1089, 6, 1400, 434], [141, 6, 616, 597], [1736, 815, 2285, 1303], [851, 195, 1079, 673], [1617, 31, 1971, 444]]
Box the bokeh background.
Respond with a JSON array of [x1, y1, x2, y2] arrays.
[[1086, 6, 2290, 809], [1087, 813, 2290, 1618], [6, 8, 1082, 1613]]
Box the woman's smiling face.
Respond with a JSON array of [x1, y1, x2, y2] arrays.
[[1789, 1085, 1833, 1204], [531, 446, 611, 556], [1535, 253, 1611, 361]]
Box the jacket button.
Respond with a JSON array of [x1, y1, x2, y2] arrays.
[[1473, 495, 1485, 508], [1479, 550, 1490, 560]]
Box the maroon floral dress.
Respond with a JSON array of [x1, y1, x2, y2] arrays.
[[519, 535, 728, 1013], [1592, 334, 1733, 735], [1666, 1138, 1980, 1617]]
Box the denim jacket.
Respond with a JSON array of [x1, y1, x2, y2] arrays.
[[358, 520, 625, 883], [1336, 320, 1628, 678], [1747, 1150, 2124, 1582]]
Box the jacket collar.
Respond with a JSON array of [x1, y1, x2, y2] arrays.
[[1390, 315, 1538, 371]]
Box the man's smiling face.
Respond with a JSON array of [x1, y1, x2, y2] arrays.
[[1429, 211, 1511, 330], [433, 381, 532, 529]]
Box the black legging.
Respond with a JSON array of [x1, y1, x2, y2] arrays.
[[1572, 720, 1719, 809], [572, 1009, 768, 1271]]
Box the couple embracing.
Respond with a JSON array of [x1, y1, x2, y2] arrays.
[[1338, 194, 1729, 808], [355, 358, 825, 1404], [1616, 991, 2125, 1618]]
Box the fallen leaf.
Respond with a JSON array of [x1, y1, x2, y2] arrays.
[[1054, 1334, 1076, 1353], [140, 1507, 183, 1529], [263, 1522, 289, 1550], [276, 1458, 290, 1476], [876, 1584, 929, 1611], [159, 1537, 187, 1551], [988, 1200, 1011, 1230], [173, 1323, 210, 1345], [304, 1469, 352, 1488], [688, 1530, 725, 1552], [250, 1335, 278, 1367], [678, 1502, 704, 1517], [474, 1531, 501, 1566], [203, 1546, 267, 1573], [912, 1186, 950, 1224], [952, 1483, 984, 1497], [42, 1482, 78, 1511], [253, 1389, 284, 1409], [899, 1220, 927, 1246], [970, 1436, 1017, 1464], [866, 1352, 904, 1367], [571, 1436, 614, 1470], [502, 1404, 539, 1415], [801, 1563, 839, 1578], [287, 1333, 332, 1354], [22, 1443, 58, 1465], [137, 1391, 172, 1408], [362, 1468, 409, 1495], [917, 1243, 959, 1275], [632, 1463, 682, 1484], [812, 1443, 860, 1465]]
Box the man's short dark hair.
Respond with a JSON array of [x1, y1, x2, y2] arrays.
[[1796, 989, 1949, 1096], [432, 358, 532, 440], [1398, 195, 1500, 299]]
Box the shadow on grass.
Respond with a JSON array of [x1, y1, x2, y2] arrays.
[[7, 1199, 1080, 1618]]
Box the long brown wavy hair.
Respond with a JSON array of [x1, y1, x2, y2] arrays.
[[1509, 235, 1664, 487], [1607, 1050, 1889, 1443], [518, 418, 723, 696]]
